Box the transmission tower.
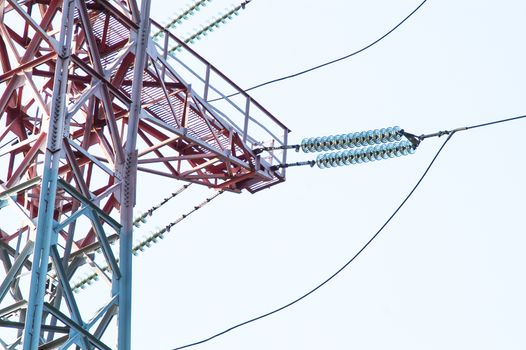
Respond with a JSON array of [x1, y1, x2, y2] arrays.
[[0, 0, 288, 348]]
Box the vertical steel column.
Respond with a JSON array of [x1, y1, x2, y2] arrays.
[[243, 96, 250, 143], [22, 0, 76, 348], [118, 0, 150, 348]]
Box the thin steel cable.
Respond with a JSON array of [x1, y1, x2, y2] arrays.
[[170, 133, 454, 350], [0, 137, 17, 151], [209, 0, 429, 101], [133, 184, 192, 227]]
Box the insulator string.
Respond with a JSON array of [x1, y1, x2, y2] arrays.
[[132, 190, 224, 255], [152, 0, 213, 40], [71, 190, 224, 292], [165, 0, 253, 52], [316, 140, 416, 169], [267, 115, 526, 172], [301, 126, 403, 153]]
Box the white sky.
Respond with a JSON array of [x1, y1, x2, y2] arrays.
[[81, 0, 526, 349]]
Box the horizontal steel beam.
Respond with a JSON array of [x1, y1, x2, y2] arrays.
[[0, 319, 68, 333]]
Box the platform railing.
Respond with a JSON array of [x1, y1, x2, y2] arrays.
[[150, 19, 290, 178]]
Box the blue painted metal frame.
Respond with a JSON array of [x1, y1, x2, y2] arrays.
[[22, 0, 76, 348], [117, 0, 151, 348]]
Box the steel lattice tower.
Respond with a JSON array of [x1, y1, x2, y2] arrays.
[[0, 0, 289, 348]]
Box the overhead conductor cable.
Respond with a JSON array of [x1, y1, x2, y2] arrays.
[[170, 114, 526, 350]]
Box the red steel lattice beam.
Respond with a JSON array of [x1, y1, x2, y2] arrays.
[[0, 0, 289, 348]]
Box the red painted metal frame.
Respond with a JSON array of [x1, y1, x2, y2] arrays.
[[0, 0, 289, 347]]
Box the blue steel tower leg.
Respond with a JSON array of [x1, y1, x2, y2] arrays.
[[22, 0, 76, 348], [118, 0, 151, 349]]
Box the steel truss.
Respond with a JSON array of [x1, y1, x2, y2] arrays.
[[0, 0, 289, 348]]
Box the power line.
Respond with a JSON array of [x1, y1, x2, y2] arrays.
[[409, 114, 526, 141], [171, 136, 452, 349], [209, 0, 429, 101], [170, 135, 451, 350], [170, 114, 526, 350], [445, 114, 526, 133]]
